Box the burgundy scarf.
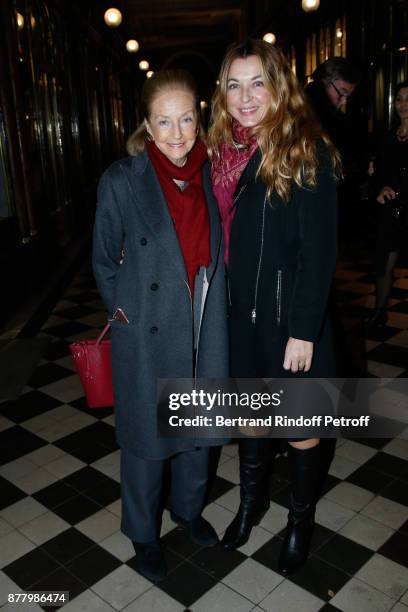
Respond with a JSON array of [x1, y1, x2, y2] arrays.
[[211, 121, 258, 264], [146, 139, 211, 292]]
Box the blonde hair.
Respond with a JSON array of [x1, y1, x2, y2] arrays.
[[126, 69, 201, 155], [208, 39, 341, 201]]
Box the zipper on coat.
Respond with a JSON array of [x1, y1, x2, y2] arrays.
[[231, 184, 247, 210], [251, 193, 268, 324], [276, 269, 282, 326], [183, 279, 195, 379]]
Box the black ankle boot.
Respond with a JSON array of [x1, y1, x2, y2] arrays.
[[170, 512, 219, 546], [222, 438, 272, 550], [133, 541, 167, 582], [278, 444, 320, 576]]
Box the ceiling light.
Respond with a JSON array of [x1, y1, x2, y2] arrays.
[[263, 33, 276, 44], [139, 60, 149, 71], [301, 0, 320, 12], [146, 70, 154, 78], [104, 8, 122, 27], [126, 39, 139, 53]]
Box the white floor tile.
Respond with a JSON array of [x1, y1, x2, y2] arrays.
[[222, 558, 283, 604], [34, 421, 75, 442], [328, 454, 360, 479], [259, 580, 324, 612], [0, 530, 35, 568], [361, 496, 408, 530], [382, 438, 408, 461], [237, 526, 275, 556], [106, 499, 121, 518], [19, 414, 58, 434], [45, 404, 80, 422], [356, 554, 408, 599], [0, 456, 39, 482], [216, 457, 240, 484], [315, 497, 356, 531], [324, 481, 375, 512], [62, 412, 97, 432], [91, 564, 151, 609], [122, 586, 184, 611], [339, 514, 394, 550], [60, 589, 115, 611], [76, 509, 121, 542], [258, 502, 288, 535], [0, 497, 48, 528], [202, 503, 235, 537], [391, 603, 408, 612], [24, 444, 66, 466], [160, 509, 177, 537], [91, 450, 121, 477], [0, 517, 14, 538], [0, 571, 24, 606], [214, 485, 240, 513], [335, 440, 378, 464], [99, 530, 135, 562], [18, 511, 69, 545], [191, 582, 253, 612], [13, 467, 58, 494], [39, 375, 84, 403], [331, 577, 395, 612], [43, 455, 86, 479]]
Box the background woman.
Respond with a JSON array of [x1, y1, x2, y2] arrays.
[[208, 39, 340, 575], [367, 80, 408, 328], [93, 70, 228, 582]]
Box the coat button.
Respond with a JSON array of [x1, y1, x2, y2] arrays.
[[150, 326, 158, 334], [140, 237, 147, 245], [150, 283, 159, 291]]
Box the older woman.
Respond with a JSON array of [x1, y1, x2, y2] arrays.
[[93, 70, 228, 582], [208, 40, 340, 575]]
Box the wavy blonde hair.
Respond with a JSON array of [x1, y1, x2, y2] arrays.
[[208, 39, 341, 201], [126, 69, 202, 155]]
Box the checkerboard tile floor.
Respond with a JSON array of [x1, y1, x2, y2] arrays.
[[0, 259, 407, 611]]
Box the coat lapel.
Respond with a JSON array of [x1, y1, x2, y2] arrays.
[[202, 163, 221, 280], [121, 151, 188, 281]]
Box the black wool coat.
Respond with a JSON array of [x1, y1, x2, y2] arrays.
[[227, 144, 338, 378]]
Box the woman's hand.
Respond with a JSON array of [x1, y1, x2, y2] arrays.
[[377, 186, 396, 204], [283, 337, 314, 373]]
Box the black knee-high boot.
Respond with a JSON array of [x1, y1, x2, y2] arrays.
[[278, 444, 320, 575], [222, 438, 272, 550]]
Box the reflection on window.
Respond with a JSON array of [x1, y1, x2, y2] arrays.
[[305, 14, 347, 81]]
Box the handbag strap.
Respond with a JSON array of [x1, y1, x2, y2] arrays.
[[96, 322, 111, 346]]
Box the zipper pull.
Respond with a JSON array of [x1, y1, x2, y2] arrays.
[[251, 308, 256, 324]]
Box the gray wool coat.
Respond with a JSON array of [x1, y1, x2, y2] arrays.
[[92, 149, 229, 459]]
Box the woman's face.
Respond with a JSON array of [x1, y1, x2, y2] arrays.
[[395, 87, 408, 121], [226, 55, 272, 128], [146, 89, 198, 166]]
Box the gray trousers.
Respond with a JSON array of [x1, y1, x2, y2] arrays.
[[120, 447, 210, 542]]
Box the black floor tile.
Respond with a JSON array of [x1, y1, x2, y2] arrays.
[[28, 363, 74, 388], [158, 560, 217, 607], [309, 524, 338, 554], [314, 534, 374, 575], [363, 326, 401, 342], [269, 483, 291, 508], [55, 422, 117, 456], [54, 304, 96, 320], [43, 340, 71, 361], [252, 534, 283, 572], [52, 494, 102, 523], [85, 480, 121, 506], [3, 548, 60, 589], [69, 396, 114, 419], [0, 476, 26, 510], [366, 344, 408, 369], [400, 520, 408, 536], [352, 438, 391, 450], [33, 481, 79, 510], [378, 530, 408, 567], [66, 545, 121, 586], [190, 544, 247, 580], [363, 452, 408, 479], [61, 442, 114, 464], [61, 466, 116, 494], [206, 475, 236, 504], [31, 567, 87, 611], [127, 547, 184, 575], [0, 426, 47, 464], [319, 474, 342, 497], [44, 321, 92, 339], [0, 391, 62, 423], [380, 478, 408, 505], [388, 300, 408, 313], [162, 526, 203, 559], [289, 555, 351, 601], [318, 605, 342, 611], [345, 465, 394, 493], [40, 528, 96, 565]]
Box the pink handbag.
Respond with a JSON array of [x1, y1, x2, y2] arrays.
[[69, 323, 113, 408]]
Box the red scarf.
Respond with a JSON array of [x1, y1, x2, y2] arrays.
[[211, 121, 258, 264], [146, 139, 211, 292]]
